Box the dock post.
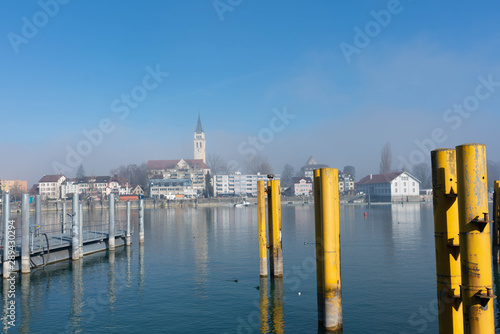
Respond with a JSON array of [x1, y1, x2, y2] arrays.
[[493, 181, 500, 263], [431, 149, 463, 333], [314, 169, 325, 324], [71, 193, 80, 261], [21, 194, 30, 274], [79, 203, 83, 258], [267, 177, 283, 278], [139, 198, 144, 244], [257, 180, 268, 277], [2, 194, 11, 279], [109, 194, 115, 251], [126, 201, 131, 246], [35, 194, 41, 228], [319, 168, 342, 332], [456, 143, 495, 332], [62, 202, 67, 234]]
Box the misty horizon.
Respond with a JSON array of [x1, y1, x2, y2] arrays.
[[1, 1, 499, 188]]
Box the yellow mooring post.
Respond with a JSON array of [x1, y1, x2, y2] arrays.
[[456, 143, 496, 333], [258, 180, 268, 277], [493, 181, 500, 263], [319, 168, 342, 332], [267, 177, 283, 278], [431, 148, 463, 334], [314, 169, 325, 324]]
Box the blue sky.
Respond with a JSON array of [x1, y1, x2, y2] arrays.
[[1, 0, 500, 186]]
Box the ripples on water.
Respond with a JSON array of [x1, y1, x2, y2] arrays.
[[2, 203, 500, 333]]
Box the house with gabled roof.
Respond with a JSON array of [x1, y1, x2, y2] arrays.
[[39, 174, 66, 199], [356, 171, 421, 202]]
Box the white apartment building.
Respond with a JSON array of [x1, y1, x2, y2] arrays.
[[213, 173, 280, 197], [39, 174, 66, 199], [356, 171, 421, 202]]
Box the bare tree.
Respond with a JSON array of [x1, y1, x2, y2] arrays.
[[110, 163, 148, 190], [245, 155, 273, 175], [10, 181, 25, 202], [281, 164, 295, 187], [379, 142, 392, 174], [207, 154, 230, 175], [411, 163, 431, 189]]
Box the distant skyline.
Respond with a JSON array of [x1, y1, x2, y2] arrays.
[[1, 1, 500, 186]]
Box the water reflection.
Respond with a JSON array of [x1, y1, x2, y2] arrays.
[[269, 278, 285, 334], [19, 274, 31, 334], [259, 277, 269, 333], [69, 261, 83, 333], [109, 251, 116, 308]]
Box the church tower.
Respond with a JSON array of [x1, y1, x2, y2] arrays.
[[194, 114, 206, 163]]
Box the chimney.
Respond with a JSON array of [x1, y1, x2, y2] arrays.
[[370, 174, 372, 180]]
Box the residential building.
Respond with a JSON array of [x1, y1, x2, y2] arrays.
[[60, 175, 130, 199], [131, 185, 144, 195], [300, 156, 329, 179], [292, 177, 313, 196], [149, 178, 196, 199], [194, 114, 206, 163], [39, 174, 66, 199], [0, 179, 28, 193], [339, 173, 355, 193], [147, 159, 210, 193], [213, 173, 279, 197], [356, 171, 421, 202]]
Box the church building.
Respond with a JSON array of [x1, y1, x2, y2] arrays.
[[147, 116, 210, 198]]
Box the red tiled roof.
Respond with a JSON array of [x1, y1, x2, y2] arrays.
[[356, 172, 403, 185], [147, 159, 209, 170], [39, 174, 64, 183]]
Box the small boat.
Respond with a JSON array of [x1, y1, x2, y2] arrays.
[[234, 198, 251, 207]]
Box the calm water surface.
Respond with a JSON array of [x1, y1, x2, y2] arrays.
[[2, 203, 500, 333]]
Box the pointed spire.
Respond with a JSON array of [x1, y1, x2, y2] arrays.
[[195, 114, 204, 134]]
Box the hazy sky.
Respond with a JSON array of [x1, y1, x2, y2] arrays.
[[1, 1, 500, 186]]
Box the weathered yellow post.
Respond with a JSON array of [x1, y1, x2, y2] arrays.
[[257, 180, 268, 277], [314, 169, 325, 324], [319, 168, 342, 332], [267, 177, 283, 278], [493, 181, 500, 263], [431, 148, 463, 334], [456, 143, 495, 333]]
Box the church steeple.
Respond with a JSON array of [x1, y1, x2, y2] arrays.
[[194, 114, 206, 163], [195, 114, 204, 134]]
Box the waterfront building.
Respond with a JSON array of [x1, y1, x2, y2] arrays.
[[339, 173, 355, 193], [0, 179, 28, 193], [60, 175, 130, 199], [292, 177, 313, 196], [148, 178, 196, 199], [147, 159, 210, 193], [356, 171, 421, 202], [213, 172, 279, 197], [131, 185, 145, 195], [39, 174, 66, 199]]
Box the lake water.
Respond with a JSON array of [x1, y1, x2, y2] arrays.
[[2, 203, 500, 333]]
